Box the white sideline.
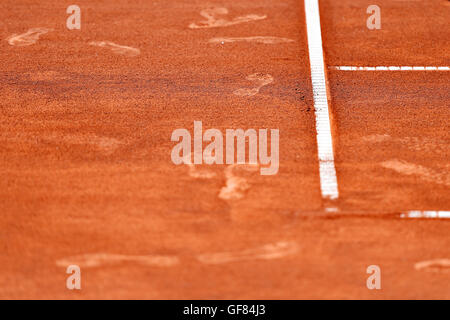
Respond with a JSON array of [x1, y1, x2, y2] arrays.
[[331, 66, 450, 71], [400, 211, 450, 219], [304, 0, 339, 200]]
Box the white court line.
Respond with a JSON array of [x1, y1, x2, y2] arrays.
[[304, 0, 339, 200], [400, 211, 450, 219], [331, 66, 450, 71]]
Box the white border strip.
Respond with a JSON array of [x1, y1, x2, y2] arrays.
[[331, 66, 450, 71], [400, 211, 450, 219], [304, 0, 339, 200]]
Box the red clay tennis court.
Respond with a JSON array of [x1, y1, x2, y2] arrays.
[[0, 0, 448, 299]]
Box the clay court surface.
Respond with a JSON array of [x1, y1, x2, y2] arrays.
[[0, 0, 449, 299]]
